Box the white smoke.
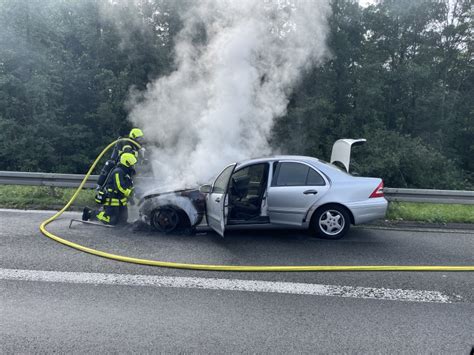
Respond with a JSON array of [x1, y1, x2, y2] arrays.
[[128, 0, 331, 190]]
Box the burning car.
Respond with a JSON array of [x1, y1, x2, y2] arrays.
[[138, 139, 387, 239], [139, 188, 206, 233]]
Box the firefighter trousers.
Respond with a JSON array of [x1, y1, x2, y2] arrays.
[[92, 205, 128, 226]]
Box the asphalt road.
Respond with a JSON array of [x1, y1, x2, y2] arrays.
[[1, 209, 473, 353]]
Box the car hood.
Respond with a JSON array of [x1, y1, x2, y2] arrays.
[[141, 187, 200, 201]]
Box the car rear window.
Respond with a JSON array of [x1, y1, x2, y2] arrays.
[[317, 159, 352, 176]]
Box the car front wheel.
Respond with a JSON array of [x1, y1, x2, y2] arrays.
[[312, 205, 350, 239], [150, 206, 180, 233]]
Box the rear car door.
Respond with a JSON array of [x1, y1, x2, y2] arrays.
[[206, 164, 236, 236], [267, 161, 329, 226]]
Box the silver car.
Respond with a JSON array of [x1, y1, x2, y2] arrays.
[[139, 139, 388, 239]]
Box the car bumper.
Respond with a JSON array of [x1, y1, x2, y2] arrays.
[[346, 198, 388, 225]]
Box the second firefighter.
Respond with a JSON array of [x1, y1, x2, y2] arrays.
[[83, 152, 137, 225]]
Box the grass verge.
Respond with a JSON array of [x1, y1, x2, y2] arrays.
[[0, 185, 95, 210], [386, 201, 474, 224], [0, 185, 472, 224]]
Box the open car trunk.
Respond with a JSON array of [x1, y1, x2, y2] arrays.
[[330, 138, 366, 173]]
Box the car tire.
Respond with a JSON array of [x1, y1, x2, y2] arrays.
[[150, 206, 180, 233], [311, 205, 350, 240]]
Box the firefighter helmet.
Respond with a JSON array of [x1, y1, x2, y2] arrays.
[[129, 128, 144, 140], [120, 152, 137, 168]]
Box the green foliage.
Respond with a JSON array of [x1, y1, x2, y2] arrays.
[[0, 0, 178, 173], [0, 0, 472, 189], [274, 0, 473, 189], [352, 130, 469, 189]]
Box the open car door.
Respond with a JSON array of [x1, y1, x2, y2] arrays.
[[206, 163, 236, 237], [330, 138, 366, 173]]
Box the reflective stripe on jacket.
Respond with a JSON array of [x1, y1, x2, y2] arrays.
[[103, 165, 134, 205], [115, 172, 132, 197], [103, 197, 128, 206]]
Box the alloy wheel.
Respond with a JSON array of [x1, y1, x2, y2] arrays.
[[318, 210, 345, 236]]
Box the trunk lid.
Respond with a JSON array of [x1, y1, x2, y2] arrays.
[[330, 138, 366, 173]]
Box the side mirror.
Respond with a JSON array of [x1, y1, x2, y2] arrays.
[[199, 184, 212, 193]]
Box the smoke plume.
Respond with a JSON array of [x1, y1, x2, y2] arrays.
[[127, 0, 331, 189]]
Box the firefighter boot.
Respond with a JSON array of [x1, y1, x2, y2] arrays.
[[82, 207, 92, 221]]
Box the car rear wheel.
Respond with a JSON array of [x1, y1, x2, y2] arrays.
[[150, 206, 180, 233], [312, 205, 350, 239]]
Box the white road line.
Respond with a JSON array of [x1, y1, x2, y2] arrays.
[[0, 268, 455, 304]]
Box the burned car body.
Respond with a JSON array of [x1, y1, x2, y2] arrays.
[[137, 139, 388, 239], [139, 189, 206, 233]]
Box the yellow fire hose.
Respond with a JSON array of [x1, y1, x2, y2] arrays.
[[39, 139, 474, 272]]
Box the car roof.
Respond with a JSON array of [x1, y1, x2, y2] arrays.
[[236, 155, 314, 166]]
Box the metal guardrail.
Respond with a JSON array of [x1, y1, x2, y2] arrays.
[[0, 171, 473, 204], [383, 188, 474, 204], [0, 171, 99, 189]]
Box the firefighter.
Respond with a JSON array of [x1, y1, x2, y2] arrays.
[[110, 128, 145, 162], [83, 152, 137, 226], [96, 127, 144, 192]]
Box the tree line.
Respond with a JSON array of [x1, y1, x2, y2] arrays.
[[0, 0, 472, 189]]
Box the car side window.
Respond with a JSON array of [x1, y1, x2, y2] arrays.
[[272, 162, 325, 186], [274, 162, 308, 186], [212, 164, 235, 194], [306, 168, 326, 186], [230, 163, 268, 200]]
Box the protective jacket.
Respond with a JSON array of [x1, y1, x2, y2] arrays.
[[103, 164, 134, 206]]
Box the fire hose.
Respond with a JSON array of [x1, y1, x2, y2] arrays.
[[39, 139, 474, 272]]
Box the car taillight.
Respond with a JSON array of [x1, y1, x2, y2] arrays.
[[369, 181, 384, 198]]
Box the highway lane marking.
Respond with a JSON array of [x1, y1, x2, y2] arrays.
[[0, 268, 456, 304]]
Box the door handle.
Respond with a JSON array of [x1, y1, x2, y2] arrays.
[[303, 189, 318, 195], [215, 197, 221, 202]]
